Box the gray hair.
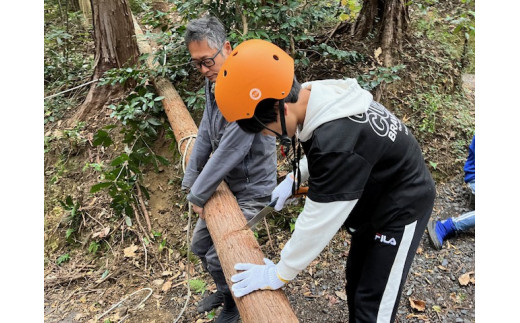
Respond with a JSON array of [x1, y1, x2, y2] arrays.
[[184, 15, 226, 49]]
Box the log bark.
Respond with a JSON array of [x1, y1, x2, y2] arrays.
[[132, 17, 299, 323]]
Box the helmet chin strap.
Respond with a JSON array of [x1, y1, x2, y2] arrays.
[[253, 99, 301, 195], [277, 99, 292, 156]]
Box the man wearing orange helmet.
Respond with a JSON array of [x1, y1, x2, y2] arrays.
[[182, 18, 278, 322], [215, 39, 436, 322]]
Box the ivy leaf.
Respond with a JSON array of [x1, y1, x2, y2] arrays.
[[110, 153, 129, 167], [147, 118, 162, 126], [125, 216, 133, 227], [93, 130, 113, 147], [90, 182, 112, 193]]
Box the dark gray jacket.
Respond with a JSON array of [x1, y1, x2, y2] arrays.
[[182, 80, 277, 207]]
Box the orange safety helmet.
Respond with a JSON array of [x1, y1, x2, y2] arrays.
[[215, 39, 294, 122]]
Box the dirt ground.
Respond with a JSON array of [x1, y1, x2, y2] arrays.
[[44, 176, 475, 323]]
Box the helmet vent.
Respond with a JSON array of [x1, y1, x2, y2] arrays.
[[273, 55, 279, 61], [233, 51, 238, 56], [223, 70, 227, 77]]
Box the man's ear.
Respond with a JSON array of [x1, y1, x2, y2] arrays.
[[284, 103, 289, 116], [223, 41, 232, 55]]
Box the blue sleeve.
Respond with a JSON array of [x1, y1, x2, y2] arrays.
[[464, 135, 475, 183]]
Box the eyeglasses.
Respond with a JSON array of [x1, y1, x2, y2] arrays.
[[190, 46, 223, 69]]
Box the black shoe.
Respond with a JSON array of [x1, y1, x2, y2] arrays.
[[214, 292, 240, 323], [197, 291, 224, 313]]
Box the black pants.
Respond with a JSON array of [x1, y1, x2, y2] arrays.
[[346, 205, 432, 322]]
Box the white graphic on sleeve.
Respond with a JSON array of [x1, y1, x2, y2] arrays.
[[348, 102, 408, 142]]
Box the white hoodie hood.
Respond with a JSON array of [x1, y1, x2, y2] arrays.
[[298, 79, 373, 142]]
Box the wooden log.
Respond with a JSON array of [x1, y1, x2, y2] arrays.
[[132, 17, 298, 323]]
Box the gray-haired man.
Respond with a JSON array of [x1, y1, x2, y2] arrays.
[[181, 16, 278, 322]]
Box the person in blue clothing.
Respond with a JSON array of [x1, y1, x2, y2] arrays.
[[181, 17, 277, 322], [427, 135, 475, 250]]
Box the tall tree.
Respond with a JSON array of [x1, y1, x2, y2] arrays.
[[71, 0, 139, 123], [352, 0, 409, 66]]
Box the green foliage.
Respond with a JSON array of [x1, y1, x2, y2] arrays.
[[57, 253, 70, 265], [411, 0, 474, 73], [406, 85, 472, 135], [183, 87, 206, 111], [89, 77, 171, 222], [189, 279, 207, 294], [88, 241, 100, 254], [173, 0, 340, 59], [142, 8, 171, 30], [128, 0, 149, 14], [59, 196, 82, 241], [338, 0, 362, 21], [158, 239, 168, 253], [445, 0, 475, 41], [108, 86, 165, 134], [44, 5, 94, 125], [49, 157, 67, 185], [310, 43, 363, 63], [289, 217, 297, 233], [207, 310, 216, 320], [357, 65, 406, 91]]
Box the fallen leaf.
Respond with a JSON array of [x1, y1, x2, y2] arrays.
[[416, 247, 423, 254], [153, 279, 164, 286], [327, 294, 339, 306], [458, 271, 475, 286], [124, 244, 138, 258], [409, 297, 426, 312], [450, 292, 464, 303], [335, 291, 347, 301], [406, 313, 429, 320], [432, 305, 442, 313], [438, 265, 447, 271], [92, 227, 110, 238], [79, 296, 87, 303], [374, 47, 383, 64], [162, 280, 172, 292]]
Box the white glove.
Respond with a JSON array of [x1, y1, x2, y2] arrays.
[[271, 174, 295, 211], [231, 258, 286, 297]]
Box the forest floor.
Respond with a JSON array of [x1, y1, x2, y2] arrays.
[[43, 182, 476, 323]]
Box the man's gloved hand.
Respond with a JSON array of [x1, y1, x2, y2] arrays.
[[231, 258, 287, 297], [271, 174, 295, 211]]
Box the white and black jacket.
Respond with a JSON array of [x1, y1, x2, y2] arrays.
[[276, 79, 435, 281]]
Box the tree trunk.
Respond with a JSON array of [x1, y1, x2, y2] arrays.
[[379, 0, 408, 66], [351, 0, 379, 39], [70, 0, 139, 124], [69, 0, 80, 11], [133, 18, 299, 323], [352, 0, 409, 66], [78, 0, 92, 28]]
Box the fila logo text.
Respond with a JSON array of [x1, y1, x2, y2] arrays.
[[375, 233, 397, 246]]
